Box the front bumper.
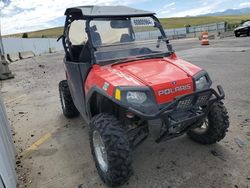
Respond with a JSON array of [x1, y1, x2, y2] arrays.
[[234, 29, 248, 35], [128, 85, 225, 142]]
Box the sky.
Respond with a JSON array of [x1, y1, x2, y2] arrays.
[[0, 0, 250, 35]]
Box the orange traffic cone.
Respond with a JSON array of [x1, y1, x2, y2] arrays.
[[201, 31, 209, 45]]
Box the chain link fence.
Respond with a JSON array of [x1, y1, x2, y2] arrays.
[[135, 22, 227, 40]]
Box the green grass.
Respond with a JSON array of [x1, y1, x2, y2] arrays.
[[4, 14, 250, 38], [5, 27, 64, 38], [159, 14, 250, 29]]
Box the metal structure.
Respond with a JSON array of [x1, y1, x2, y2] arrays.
[[2, 38, 63, 55], [136, 22, 227, 40], [0, 97, 17, 188], [0, 2, 16, 185]]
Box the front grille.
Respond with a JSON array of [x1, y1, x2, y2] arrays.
[[196, 95, 210, 106], [177, 96, 193, 109], [195, 91, 212, 107], [176, 91, 212, 110]]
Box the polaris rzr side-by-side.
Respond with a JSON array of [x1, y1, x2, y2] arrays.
[[58, 6, 229, 186]]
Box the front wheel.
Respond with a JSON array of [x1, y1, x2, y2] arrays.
[[89, 113, 132, 186], [187, 101, 229, 144]]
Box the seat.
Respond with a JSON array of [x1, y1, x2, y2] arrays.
[[92, 31, 102, 46], [79, 25, 102, 62], [79, 42, 91, 63], [120, 34, 133, 43], [71, 45, 83, 61], [90, 25, 102, 46]]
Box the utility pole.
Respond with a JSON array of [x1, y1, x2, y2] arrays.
[[0, 0, 14, 80]]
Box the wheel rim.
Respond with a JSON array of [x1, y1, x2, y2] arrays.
[[192, 118, 209, 134], [60, 90, 66, 110], [93, 130, 108, 172]]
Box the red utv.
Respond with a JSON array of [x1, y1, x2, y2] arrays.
[[58, 6, 229, 186]]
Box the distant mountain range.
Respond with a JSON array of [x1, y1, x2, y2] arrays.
[[201, 7, 250, 16]]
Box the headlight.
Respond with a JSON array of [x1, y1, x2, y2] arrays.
[[195, 76, 208, 91], [126, 91, 147, 104]]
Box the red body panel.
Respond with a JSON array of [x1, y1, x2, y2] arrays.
[[85, 53, 202, 104], [85, 64, 144, 97]]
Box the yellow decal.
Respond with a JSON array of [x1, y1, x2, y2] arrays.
[[115, 89, 121, 100]]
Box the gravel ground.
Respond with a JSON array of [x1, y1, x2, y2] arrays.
[[1, 37, 250, 188]]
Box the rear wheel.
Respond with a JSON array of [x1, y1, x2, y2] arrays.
[[187, 101, 229, 144], [89, 113, 132, 186], [59, 80, 79, 118]]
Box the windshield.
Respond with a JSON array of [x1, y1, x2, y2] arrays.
[[89, 17, 170, 64], [243, 21, 250, 27]]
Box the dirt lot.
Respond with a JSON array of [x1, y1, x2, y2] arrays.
[[1, 37, 250, 188]]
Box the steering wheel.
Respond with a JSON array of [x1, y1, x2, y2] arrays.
[[139, 48, 152, 55]]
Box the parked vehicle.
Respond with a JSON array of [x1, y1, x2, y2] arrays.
[[58, 6, 230, 186], [234, 21, 250, 37]]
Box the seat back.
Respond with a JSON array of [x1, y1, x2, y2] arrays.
[[120, 34, 133, 43]]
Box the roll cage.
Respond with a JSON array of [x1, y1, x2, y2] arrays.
[[61, 6, 172, 64]]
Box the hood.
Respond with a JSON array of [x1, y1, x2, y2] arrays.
[[235, 26, 245, 31], [112, 57, 202, 104]]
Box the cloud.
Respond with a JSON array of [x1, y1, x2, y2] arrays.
[[163, 2, 175, 9], [160, 10, 170, 14], [0, 0, 245, 34], [161, 0, 232, 17], [0, 0, 10, 8], [0, 0, 147, 35], [239, 2, 250, 7], [160, 2, 176, 16], [170, 6, 213, 17], [202, 2, 208, 6]]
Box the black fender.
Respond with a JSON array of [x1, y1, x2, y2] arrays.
[[85, 85, 159, 121], [85, 86, 118, 120]]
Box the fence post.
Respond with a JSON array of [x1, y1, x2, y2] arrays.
[[0, 176, 5, 188]]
